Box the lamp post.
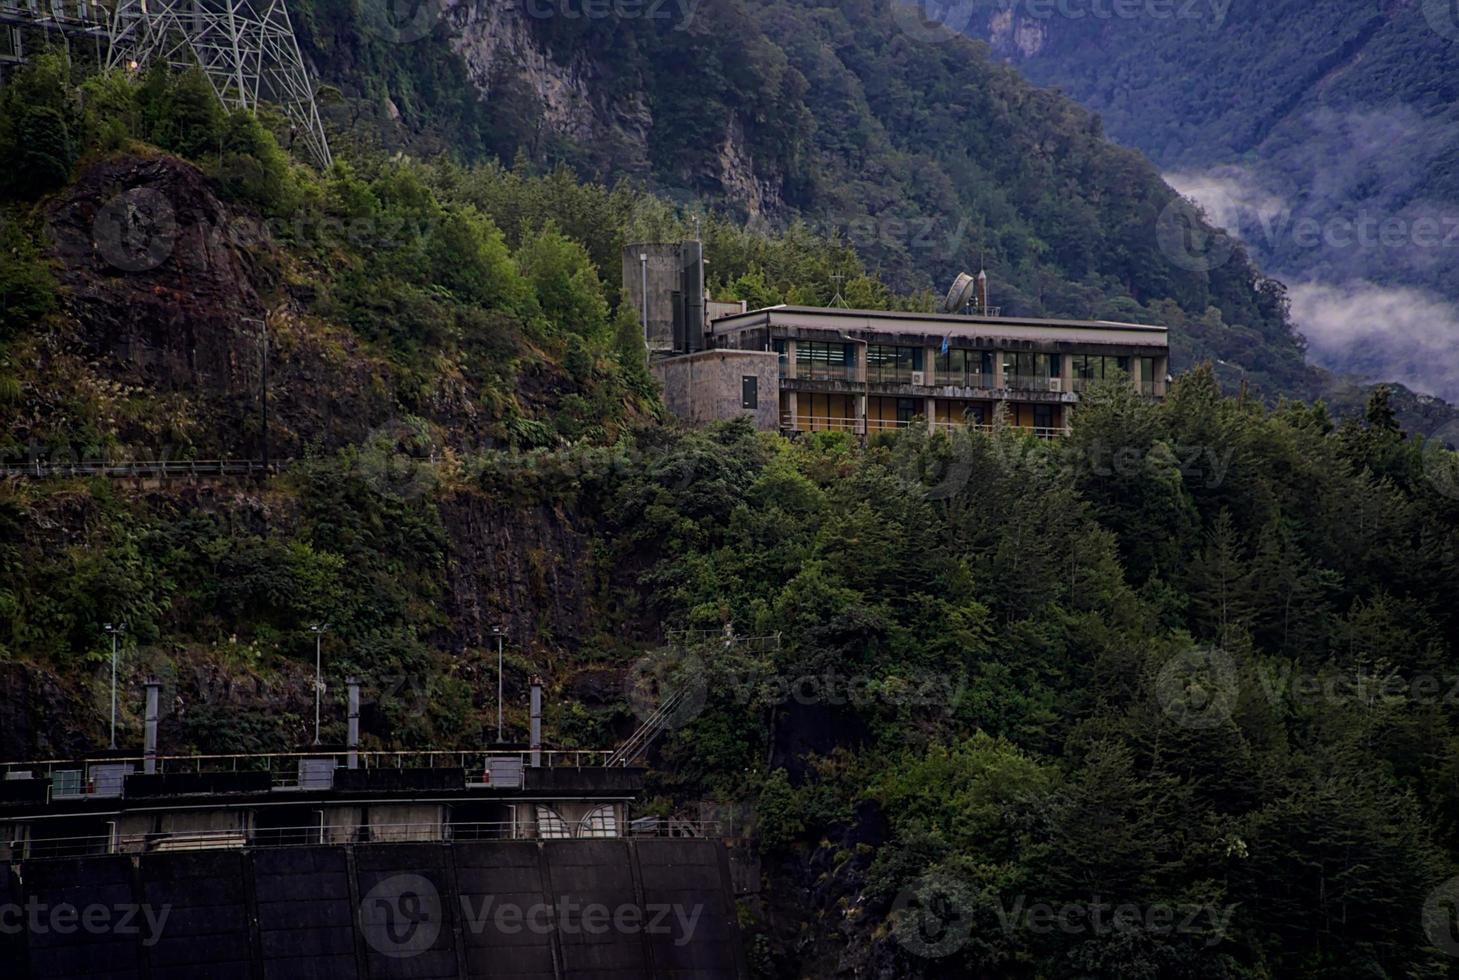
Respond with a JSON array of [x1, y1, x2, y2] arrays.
[[103, 623, 126, 749], [309, 624, 327, 745], [492, 625, 504, 743]]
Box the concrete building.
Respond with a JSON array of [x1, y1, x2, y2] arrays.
[[711, 305, 1170, 436]]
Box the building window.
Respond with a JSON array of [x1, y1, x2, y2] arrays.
[[772, 339, 788, 373], [1033, 404, 1055, 432], [868, 345, 922, 384], [742, 375, 758, 410], [577, 805, 618, 838], [935, 348, 993, 386], [1003, 352, 1060, 390], [1071, 355, 1134, 392], [796, 341, 855, 381], [535, 805, 571, 839]]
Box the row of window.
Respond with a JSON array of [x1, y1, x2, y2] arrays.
[[773, 341, 1156, 388]]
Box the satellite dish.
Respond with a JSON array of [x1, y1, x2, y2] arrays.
[[939, 273, 977, 314]]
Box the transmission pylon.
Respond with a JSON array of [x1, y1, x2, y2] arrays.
[[105, 0, 331, 167], [0, 0, 331, 168]]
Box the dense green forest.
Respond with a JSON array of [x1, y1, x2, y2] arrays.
[[5, 51, 1459, 979]]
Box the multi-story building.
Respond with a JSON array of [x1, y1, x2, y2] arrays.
[[653, 302, 1170, 437]]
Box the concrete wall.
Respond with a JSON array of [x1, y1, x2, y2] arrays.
[[652, 350, 779, 431], [3, 839, 746, 980]]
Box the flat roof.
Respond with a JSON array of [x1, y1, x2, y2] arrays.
[[711, 305, 1168, 347]]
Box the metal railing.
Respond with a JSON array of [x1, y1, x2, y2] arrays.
[[781, 415, 1068, 440], [8, 817, 724, 859], [2, 749, 615, 790], [0, 458, 282, 479]]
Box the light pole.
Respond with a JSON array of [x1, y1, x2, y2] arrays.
[[492, 625, 504, 743], [310, 624, 327, 745], [103, 623, 126, 749]]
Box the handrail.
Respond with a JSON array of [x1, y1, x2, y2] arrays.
[[5, 818, 723, 857], [2, 748, 614, 773], [780, 415, 1070, 439]]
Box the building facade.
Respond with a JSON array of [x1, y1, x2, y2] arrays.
[[703, 305, 1170, 436]]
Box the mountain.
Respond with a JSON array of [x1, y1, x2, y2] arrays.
[[952, 0, 1459, 403], [288, 0, 1327, 402]]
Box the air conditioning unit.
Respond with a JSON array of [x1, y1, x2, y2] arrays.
[[1047, 378, 1063, 393], [910, 371, 927, 386]]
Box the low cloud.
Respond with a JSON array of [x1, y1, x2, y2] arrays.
[[1288, 281, 1459, 402]]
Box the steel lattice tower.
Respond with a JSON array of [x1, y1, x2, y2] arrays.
[[0, 0, 331, 168], [106, 0, 331, 167]]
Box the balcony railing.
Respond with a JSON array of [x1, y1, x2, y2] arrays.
[[782, 416, 1069, 440], [792, 363, 858, 382], [934, 372, 997, 388]]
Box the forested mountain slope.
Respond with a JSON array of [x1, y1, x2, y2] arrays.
[[955, 0, 1459, 402], [5, 53, 1459, 980], [289, 0, 1319, 402]]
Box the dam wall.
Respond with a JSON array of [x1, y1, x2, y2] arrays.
[[1, 838, 746, 979]]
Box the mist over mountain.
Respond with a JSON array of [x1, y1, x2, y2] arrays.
[[953, 0, 1459, 402]]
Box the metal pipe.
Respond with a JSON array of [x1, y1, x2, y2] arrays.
[[640, 253, 649, 346], [346, 677, 360, 769], [143, 679, 160, 774], [529, 677, 542, 768]]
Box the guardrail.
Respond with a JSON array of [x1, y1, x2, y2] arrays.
[[0, 458, 283, 479], [7, 817, 725, 858]]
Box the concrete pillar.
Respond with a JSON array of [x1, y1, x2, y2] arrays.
[[143, 680, 160, 774], [529, 677, 542, 768], [346, 677, 360, 769], [784, 339, 797, 380], [926, 397, 937, 434], [785, 390, 798, 431], [993, 350, 1007, 389]]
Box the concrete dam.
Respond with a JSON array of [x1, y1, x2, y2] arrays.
[[1, 837, 746, 979]]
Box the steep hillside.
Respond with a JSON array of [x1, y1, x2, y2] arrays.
[[6, 58, 1459, 980], [955, 0, 1459, 402], [290, 0, 1322, 403]]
